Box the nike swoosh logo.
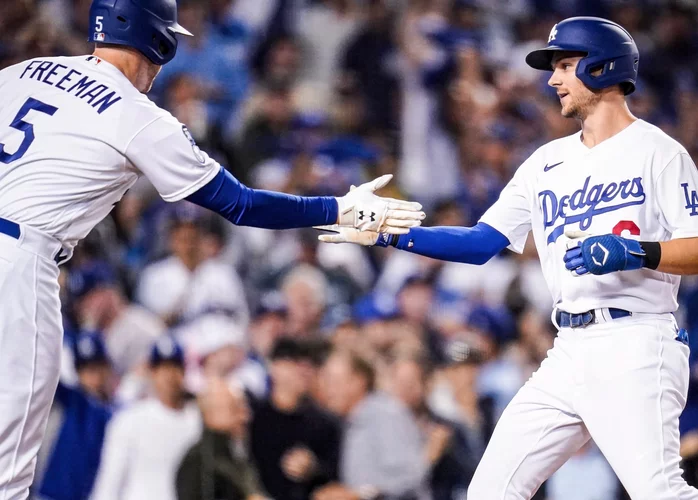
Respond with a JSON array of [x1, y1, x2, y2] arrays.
[[544, 161, 564, 172]]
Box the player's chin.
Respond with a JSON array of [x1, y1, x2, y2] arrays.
[[560, 104, 576, 119]]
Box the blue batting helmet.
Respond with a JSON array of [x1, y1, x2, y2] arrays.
[[525, 17, 639, 95], [88, 0, 193, 66]]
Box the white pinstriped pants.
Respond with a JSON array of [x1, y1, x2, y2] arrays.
[[468, 314, 698, 500]]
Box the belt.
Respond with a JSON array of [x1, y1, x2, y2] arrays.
[[555, 308, 632, 329], [0, 216, 68, 264]]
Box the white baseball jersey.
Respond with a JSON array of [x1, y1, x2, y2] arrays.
[[481, 119, 698, 314], [0, 55, 220, 255]]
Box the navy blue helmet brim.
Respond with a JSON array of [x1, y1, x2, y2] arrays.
[[525, 46, 588, 71]]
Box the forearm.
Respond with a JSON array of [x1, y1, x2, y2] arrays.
[[656, 237, 698, 274], [186, 167, 338, 229], [388, 222, 510, 264]]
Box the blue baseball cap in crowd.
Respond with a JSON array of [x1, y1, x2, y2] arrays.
[[353, 292, 399, 325], [466, 305, 516, 343], [67, 261, 116, 299], [149, 336, 185, 368], [167, 202, 205, 228], [73, 332, 111, 370]]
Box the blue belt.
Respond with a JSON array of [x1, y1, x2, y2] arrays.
[[556, 308, 632, 329], [0, 217, 66, 264]]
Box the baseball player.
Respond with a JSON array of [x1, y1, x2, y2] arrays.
[[0, 0, 425, 497], [321, 17, 698, 499]]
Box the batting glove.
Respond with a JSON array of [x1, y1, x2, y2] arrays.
[[335, 175, 425, 235], [315, 225, 383, 246], [563, 230, 646, 276]]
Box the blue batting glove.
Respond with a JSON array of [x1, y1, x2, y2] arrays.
[[563, 231, 646, 276]]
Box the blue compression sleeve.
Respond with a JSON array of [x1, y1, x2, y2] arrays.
[[393, 222, 510, 264], [186, 168, 338, 229]]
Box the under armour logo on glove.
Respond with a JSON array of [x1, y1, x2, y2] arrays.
[[358, 211, 376, 222], [563, 231, 646, 276]]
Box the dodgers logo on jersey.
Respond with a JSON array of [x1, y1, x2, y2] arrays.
[[681, 183, 698, 216], [539, 176, 646, 244], [182, 126, 206, 164]]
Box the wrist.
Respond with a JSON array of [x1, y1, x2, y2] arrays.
[[640, 241, 662, 270], [374, 233, 399, 247]]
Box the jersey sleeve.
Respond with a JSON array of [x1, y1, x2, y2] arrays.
[[479, 162, 534, 254], [655, 152, 698, 240], [124, 115, 220, 202]]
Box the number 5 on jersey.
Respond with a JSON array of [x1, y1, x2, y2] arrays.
[[0, 97, 59, 164]]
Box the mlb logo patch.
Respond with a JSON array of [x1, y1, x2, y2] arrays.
[[94, 33, 105, 41]]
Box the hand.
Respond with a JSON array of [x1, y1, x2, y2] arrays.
[[281, 447, 317, 482], [315, 225, 382, 246], [425, 423, 453, 465], [312, 484, 360, 500], [336, 175, 425, 234], [563, 230, 646, 276]]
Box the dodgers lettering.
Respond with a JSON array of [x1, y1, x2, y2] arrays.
[[539, 176, 646, 244], [19, 60, 122, 115]]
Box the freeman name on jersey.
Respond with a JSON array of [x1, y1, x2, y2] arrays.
[[539, 175, 646, 244], [19, 59, 122, 115]]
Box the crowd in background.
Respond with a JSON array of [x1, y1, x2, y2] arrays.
[[4, 0, 698, 498]]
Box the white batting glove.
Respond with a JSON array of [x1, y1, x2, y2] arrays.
[[335, 175, 425, 234], [315, 225, 380, 246]]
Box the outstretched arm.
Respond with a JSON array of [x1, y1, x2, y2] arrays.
[[186, 168, 424, 232], [319, 222, 510, 265], [186, 167, 338, 229], [126, 114, 423, 233], [388, 223, 510, 264]]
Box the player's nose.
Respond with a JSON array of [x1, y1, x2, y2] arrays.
[[548, 69, 562, 88]]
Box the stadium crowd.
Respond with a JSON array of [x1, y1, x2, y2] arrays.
[[3, 0, 698, 498]]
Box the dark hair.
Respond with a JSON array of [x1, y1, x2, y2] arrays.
[[269, 337, 313, 362]]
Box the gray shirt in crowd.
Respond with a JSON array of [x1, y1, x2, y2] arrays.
[[340, 391, 430, 500]]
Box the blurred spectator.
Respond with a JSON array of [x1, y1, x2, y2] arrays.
[[163, 74, 211, 147], [136, 203, 249, 328], [250, 338, 341, 500], [34, 333, 113, 500], [397, 0, 464, 206], [155, 0, 253, 134], [352, 292, 400, 355], [428, 339, 495, 487], [478, 307, 555, 417], [546, 442, 619, 500], [315, 348, 428, 500], [397, 276, 446, 364], [67, 261, 166, 377], [281, 264, 330, 337], [248, 293, 290, 359], [91, 337, 201, 500], [341, 0, 400, 130], [296, 0, 364, 110], [388, 350, 472, 499], [239, 81, 298, 180], [182, 314, 267, 398], [176, 378, 266, 500]]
